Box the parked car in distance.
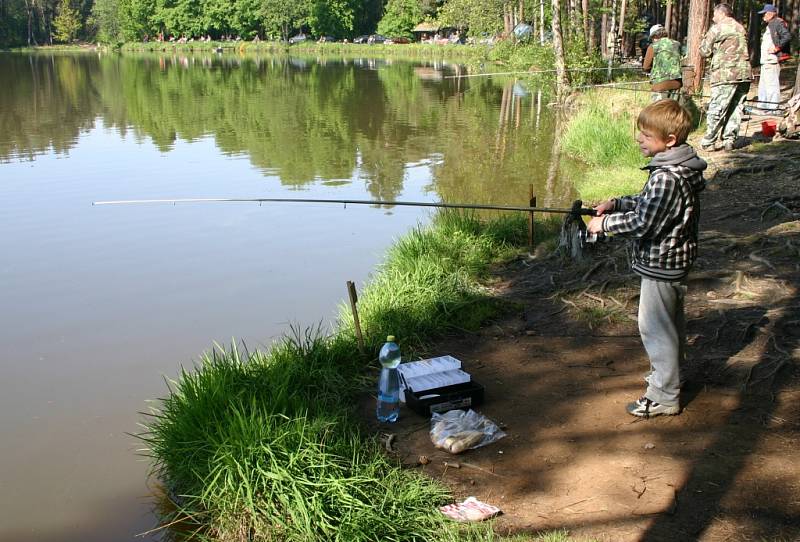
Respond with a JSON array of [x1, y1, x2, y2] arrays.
[[317, 36, 337, 43], [288, 33, 307, 44], [387, 36, 410, 44], [353, 35, 370, 43]]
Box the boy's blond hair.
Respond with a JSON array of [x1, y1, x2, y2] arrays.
[[638, 99, 693, 144]]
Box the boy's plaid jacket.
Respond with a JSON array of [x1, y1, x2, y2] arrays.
[[601, 144, 707, 281]]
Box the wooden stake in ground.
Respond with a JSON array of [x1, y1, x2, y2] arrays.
[[528, 187, 537, 255], [347, 281, 365, 354]]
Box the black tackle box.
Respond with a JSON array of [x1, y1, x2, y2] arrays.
[[404, 380, 485, 417]]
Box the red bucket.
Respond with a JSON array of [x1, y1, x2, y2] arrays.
[[761, 120, 777, 137]]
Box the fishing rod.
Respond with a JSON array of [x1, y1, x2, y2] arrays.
[[444, 65, 698, 79], [92, 197, 598, 216], [443, 66, 644, 79]]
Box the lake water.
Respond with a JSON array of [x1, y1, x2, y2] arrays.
[[0, 51, 570, 541]]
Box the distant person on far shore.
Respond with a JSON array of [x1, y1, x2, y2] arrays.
[[754, 3, 791, 113], [642, 24, 683, 102], [698, 3, 752, 152]]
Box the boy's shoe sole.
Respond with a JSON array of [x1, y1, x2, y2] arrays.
[[626, 396, 680, 418]]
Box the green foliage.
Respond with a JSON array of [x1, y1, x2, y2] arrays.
[[92, 0, 122, 43], [437, 0, 504, 36], [53, 0, 82, 43], [309, 0, 357, 39], [261, 0, 311, 40], [153, 0, 204, 37], [377, 0, 423, 39], [118, 0, 156, 41], [229, 0, 263, 37]]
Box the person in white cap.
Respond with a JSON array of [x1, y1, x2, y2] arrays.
[[755, 3, 791, 113], [642, 24, 683, 102]]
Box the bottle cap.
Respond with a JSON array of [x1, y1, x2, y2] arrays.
[[386, 335, 395, 342]]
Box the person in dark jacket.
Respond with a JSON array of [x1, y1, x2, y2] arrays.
[[755, 4, 792, 113], [588, 100, 707, 418]]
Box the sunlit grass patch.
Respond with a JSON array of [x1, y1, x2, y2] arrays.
[[561, 90, 648, 171], [573, 165, 645, 205]]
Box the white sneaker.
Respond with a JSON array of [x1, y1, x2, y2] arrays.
[[626, 396, 680, 418]]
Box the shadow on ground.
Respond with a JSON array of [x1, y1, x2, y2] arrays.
[[384, 141, 800, 541]]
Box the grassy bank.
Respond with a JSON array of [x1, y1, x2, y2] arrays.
[[121, 40, 487, 62], [117, 40, 610, 83], [560, 89, 650, 204], [142, 211, 574, 541]]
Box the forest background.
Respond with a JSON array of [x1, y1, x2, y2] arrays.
[[3, 0, 800, 65]]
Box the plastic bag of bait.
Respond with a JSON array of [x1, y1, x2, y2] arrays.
[[430, 409, 506, 454]]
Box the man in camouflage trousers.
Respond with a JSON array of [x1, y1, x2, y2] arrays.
[[699, 3, 753, 151], [643, 24, 684, 102]]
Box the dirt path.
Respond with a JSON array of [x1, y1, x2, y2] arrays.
[[383, 140, 800, 541]]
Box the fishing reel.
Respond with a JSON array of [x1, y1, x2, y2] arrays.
[[558, 200, 606, 260]]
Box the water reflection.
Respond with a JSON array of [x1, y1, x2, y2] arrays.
[[0, 51, 572, 541], [0, 52, 566, 206]]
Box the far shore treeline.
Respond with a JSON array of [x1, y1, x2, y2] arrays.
[[4, 0, 794, 64]]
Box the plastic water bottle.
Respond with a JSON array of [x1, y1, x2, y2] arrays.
[[376, 335, 401, 423]]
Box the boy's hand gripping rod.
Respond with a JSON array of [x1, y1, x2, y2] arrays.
[[92, 197, 598, 216]]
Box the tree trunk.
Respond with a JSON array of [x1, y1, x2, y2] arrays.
[[25, 0, 33, 45], [619, 0, 628, 54], [749, 5, 761, 66], [665, 0, 673, 36], [686, 0, 711, 93], [582, 0, 589, 45], [793, 52, 800, 96], [609, 0, 618, 59], [601, 0, 609, 58], [540, 0, 546, 45], [551, 0, 571, 99], [674, 0, 685, 43]]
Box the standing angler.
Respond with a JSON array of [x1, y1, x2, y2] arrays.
[[698, 3, 752, 152], [755, 3, 792, 114], [587, 100, 707, 418], [643, 24, 683, 102]]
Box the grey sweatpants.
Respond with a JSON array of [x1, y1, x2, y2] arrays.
[[639, 278, 687, 407]]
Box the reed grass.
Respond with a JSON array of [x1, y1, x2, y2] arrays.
[[141, 211, 584, 541], [560, 89, 649, 204]]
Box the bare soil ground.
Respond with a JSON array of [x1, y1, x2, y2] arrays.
[[377, 137, 800, 541]]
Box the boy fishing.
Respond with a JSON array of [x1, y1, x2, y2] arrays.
[[587, 99, 707, 417]]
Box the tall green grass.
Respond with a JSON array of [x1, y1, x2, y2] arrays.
[[141, 211, 557, 541], [560, 89, 649, 203]]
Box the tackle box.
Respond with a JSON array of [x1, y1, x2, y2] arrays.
[[397, 355, 484, 416], [404, 380, 485, 417]]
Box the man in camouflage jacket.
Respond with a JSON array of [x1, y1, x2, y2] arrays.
[[643, 24, 684, 102], [699, 3, 752, 151]]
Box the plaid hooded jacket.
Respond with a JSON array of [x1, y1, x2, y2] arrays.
[[601, 144, 707, 281]]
